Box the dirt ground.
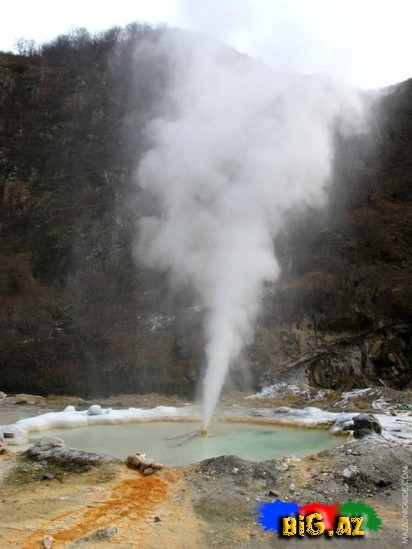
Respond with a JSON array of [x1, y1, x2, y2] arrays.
[[0, 433, 410, 548], [0, 455, 205, 549], [0, 390, 411, 548]]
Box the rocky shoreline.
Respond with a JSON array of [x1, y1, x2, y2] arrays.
[[0, 388, 411, 548]]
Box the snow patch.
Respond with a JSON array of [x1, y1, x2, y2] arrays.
[[147, 314, 176, 331], [0, 405, 196, 445], [268, 406, 412, 444], [247, 383, 325, 400], [247, 383, 301, 399], [341, 388, 372, 399]]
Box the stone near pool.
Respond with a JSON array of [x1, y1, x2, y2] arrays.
[[353, 414, 382, 438], [87, 404, 102, 416]]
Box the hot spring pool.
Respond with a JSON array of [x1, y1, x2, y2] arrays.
[[30, 421, 341, 466]]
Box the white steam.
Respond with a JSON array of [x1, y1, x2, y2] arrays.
[[135, 33, 365, 427]]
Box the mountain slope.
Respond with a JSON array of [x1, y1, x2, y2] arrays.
[[0, 28, 411, 396]]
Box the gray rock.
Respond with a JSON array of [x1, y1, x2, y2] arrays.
[[94, 526, 117, 539], [275, 329, 412, 390], [73, 526, 117, 544], [375, 478, 392, 488], [26, 437, 119, 469], [32, 437, 64, 450], [342, 465, 359, 479], [273, 407, 291, 414], [353, 414, 382, 438], [42, 472, 55, 480], [87, 404, 102, 416]]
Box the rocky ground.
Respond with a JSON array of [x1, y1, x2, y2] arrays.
[[0, 389, 411, 548]]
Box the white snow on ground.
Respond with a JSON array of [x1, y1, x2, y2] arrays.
[[333, 387, 382, 408], [246, 383, 412, 443], [247, 383, 301, 398], [247, 382, 325, 400], [1, 405, 197, 445], [267, 406, 412, 444], [340, 388, 373, 399]]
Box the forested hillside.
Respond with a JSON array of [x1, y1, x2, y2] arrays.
[[0, 26, 411, 396]]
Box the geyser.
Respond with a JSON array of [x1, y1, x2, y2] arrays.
[[135, 32, 365, 428]]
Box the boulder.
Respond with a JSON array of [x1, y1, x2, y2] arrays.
[[26, 438, 118, 469], [87, 404, 102, 416], [125, 452, 164, 474], [352, 414, 382, 438]]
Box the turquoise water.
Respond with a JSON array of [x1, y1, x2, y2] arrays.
[[30, 421, 340, 466]]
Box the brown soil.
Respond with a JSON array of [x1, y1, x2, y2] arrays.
[[0, 457, 204, 548], [0, 431, 410, 548]]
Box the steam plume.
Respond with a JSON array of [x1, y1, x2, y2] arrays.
[[135, 32, 365, 427]]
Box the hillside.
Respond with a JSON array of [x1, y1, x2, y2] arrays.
[[0, 26, 411, 396]]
